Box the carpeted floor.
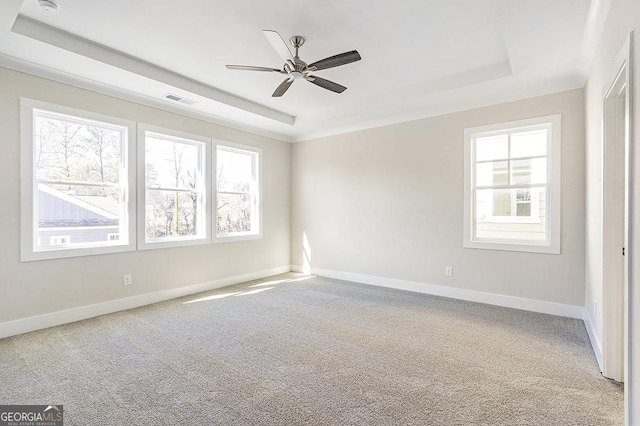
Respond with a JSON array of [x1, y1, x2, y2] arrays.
[[0, 273, 624, 425]]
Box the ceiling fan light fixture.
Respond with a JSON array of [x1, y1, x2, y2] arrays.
[[225, 30, 361, 97], [38, 0, 60, 12]]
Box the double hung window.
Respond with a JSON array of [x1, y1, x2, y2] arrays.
[[463, 115, 561, 254], [21, 99, 135, 261], [138, 126, 210, 249], [215, 144, 261, 241]]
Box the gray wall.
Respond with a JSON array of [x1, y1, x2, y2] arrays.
[[0, 67, 291, 324], [291, 88, 585, 306]]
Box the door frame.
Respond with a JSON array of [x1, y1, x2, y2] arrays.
[[601, 31, 633, 423]]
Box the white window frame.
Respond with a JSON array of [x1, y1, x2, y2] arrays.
[[137, 124, 212, 250], [213, 141, 262, 243], [20, 98, 136, 261], [463, 114, 561, 254]]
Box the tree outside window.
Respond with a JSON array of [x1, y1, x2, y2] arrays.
[[216, 146, 260, 238]]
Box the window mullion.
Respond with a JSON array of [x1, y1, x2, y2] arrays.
[[475, 154, 546, 164], [476, 183, 547, 190], [218, 190, 251, 196], [37, 179, 121, 188], [146, 185, 200, 194], [507, 132, 512, 185]]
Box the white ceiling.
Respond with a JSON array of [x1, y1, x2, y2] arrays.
[[0, 0, 608, 142]]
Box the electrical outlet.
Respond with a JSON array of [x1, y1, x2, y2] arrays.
[[445, 266, 453, 277], [593, 300, 597, 316], [123, 274, 132, 286]]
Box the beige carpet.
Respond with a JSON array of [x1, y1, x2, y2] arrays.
[[0, 273, 623, 425]]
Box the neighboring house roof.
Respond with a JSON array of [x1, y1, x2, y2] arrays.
[[74, 194, 120, 216], [39, 184, 119, 227]]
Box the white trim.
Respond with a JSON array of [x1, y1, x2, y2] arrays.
[[599, 33, 635, 426], [577, 0, 614, 82], [601, 37, 631, 385], [40, 226, 118, 231], [212, 234, 263, 244], [584, 308, 604, 372], [137, 124, 212, 250], [0, 266, 291, 340], [628, 31, 636, 426], [10, 15, 294, 127], [463, 114, 561, 254], [20, 98, 137, 262], [0, 53, 293, 143], [602, 31, 636, 426], [291, 266, 584, 319]]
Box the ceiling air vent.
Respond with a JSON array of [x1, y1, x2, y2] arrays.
[[164, 94, 197, 106]]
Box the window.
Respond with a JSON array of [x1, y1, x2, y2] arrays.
[[21, 100, 263, 260], [463, 115, 561, 254], [50, 236, 71, 246], [20, 99, 136, 261], [138, 126, 211, 249], [214, 144, 261, 241]]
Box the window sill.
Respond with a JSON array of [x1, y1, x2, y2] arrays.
[[22, 243, 135, 262], [482, 217, 542, 224], [137, 236, 211, 251], [213, 233, 262, 243], [463, 239, 560, 254]]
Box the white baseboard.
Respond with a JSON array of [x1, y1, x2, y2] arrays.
[[292, 265, 584, 319], [583, 308, 604, 371], [0, 265, 291, 339]]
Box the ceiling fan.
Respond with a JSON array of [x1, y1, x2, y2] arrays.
[[226, 30, 361, 97]]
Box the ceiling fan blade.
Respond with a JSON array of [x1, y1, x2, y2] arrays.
[[306, 75, 347, 94], [263, 30, 295, 64], [226, 65, 284, 73], [272, 78, 294, 97], [308, 50, 361, 71]]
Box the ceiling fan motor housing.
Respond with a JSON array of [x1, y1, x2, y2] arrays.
[[39, 0, 60, 11], [284, 58, 308, 75]]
